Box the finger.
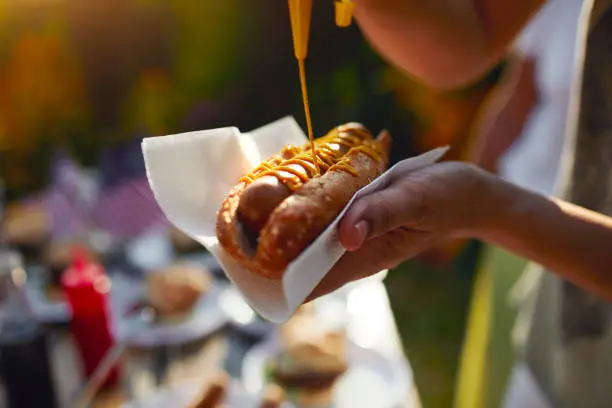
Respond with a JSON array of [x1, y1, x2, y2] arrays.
[[338, 182, 424, 251], [307, 228, 434, 302], [375, 129, 393, 154]]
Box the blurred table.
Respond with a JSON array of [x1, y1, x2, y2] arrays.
[[21, 266, 422, 408]]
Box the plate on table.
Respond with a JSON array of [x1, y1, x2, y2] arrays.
[[242, 335, 413, 408], [115, 281, 229, 347], [121, 379, 278, 408]]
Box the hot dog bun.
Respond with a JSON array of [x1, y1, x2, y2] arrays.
[[216, 123, 392, 279]]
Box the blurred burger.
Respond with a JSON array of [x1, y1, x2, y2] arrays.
[[147, 263, 212, 322], [268, 311, 348, 407], [1, 202, 50, 261]]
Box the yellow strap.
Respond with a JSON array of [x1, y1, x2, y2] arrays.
[[453, 252, 493, 408]]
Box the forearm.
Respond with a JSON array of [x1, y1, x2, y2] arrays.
[[354, 0, 544, 88], [476, 178, 612, 301]]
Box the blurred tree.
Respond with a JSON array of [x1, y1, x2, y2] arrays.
[[122, 68, 175, 136], [4, 32, 87, 146], [0, 10, 89, 194], [65, 0, 173, 139], [168, 0, 253, 113], [0, 1, 8, 54]]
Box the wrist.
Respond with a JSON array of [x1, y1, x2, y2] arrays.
[[455, 169, 528, 241]]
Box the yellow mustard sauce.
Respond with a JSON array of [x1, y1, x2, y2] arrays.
[[240, 127, 382, 191]]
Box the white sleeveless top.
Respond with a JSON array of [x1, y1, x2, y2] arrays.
[[498, 0, 583, 197]]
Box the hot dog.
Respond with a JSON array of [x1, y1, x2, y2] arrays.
[[216, 123, 392, 279], [237, 124, 373, 232]]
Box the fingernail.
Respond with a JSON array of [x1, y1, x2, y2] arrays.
[[352, 221, 369, 249], [377, 129, 390, 138]]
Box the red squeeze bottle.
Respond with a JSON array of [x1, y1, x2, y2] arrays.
[[61, 246, 120, 389]]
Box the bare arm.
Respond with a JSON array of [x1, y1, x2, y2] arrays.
[[467, 54, 538, 172], [477, 178, 612, 301], [354, 0, 545, 88], [314, 162, 612, 301]]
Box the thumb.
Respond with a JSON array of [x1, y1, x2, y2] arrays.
[[338, 182, 423, 251]]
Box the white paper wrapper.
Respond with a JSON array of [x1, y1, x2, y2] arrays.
[[143, 116, 447, 323]]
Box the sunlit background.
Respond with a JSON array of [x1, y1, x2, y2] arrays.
[[0, 1, 507, 407]]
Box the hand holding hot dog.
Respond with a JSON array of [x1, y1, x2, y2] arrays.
[[309, 162, 499, 300], [310, 158, 612, 303]]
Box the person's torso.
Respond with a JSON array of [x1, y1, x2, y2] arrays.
[[522, 1, 612, 407]]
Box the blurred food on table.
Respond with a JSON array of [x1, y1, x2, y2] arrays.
[[269, 309, 348, 407], [187, 371, 230, 408], [147, 263, 212, 321], [91, 392, 128, 408], [1, 202, 50, 259], [185, 371, 287, 408], [258, 383, 286, 408]]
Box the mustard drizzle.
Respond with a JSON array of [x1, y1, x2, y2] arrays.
[[240, 127, 384, 190]]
